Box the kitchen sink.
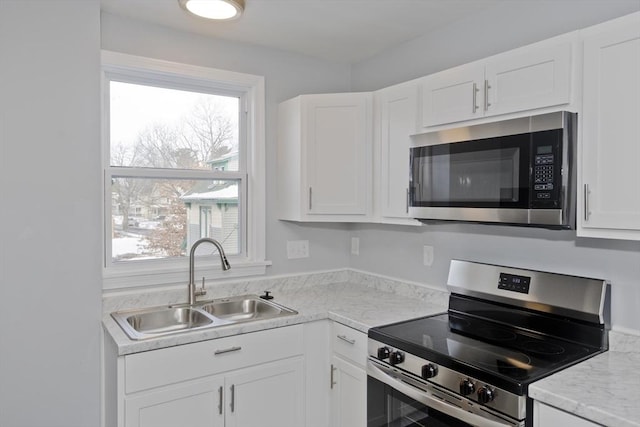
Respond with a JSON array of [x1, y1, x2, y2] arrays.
[[111, 295, 297, 340], [200, 296, 295, 322]]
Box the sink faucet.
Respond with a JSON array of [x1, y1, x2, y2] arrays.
[[188, 238, 231, 305]]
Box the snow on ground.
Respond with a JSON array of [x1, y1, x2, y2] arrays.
[[112, 236, 147, 258]]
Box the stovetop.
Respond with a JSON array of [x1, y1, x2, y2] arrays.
[[369, 311, 605, 395]]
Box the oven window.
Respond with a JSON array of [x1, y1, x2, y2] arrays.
[[368, 377, 473, 427]]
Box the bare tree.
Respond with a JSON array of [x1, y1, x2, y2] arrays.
[[112, 96, 237, 257], [110, 142, 149, 232], [183, 98, 235, 165]]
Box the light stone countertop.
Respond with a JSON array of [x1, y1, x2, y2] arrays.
[[102, 278, 448, 356], [102, 270, 639, 427], [529, 330, 640, 427]]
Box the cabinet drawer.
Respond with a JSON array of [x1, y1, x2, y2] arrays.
[[125, 325, 304, 394], [331, 322, 367, 366]]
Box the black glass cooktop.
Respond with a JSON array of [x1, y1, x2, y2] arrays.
[[369, 312, 604, 395]]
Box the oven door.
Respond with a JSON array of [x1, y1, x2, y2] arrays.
[[367, 360, 520, 427]]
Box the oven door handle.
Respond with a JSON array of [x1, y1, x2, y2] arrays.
[[367, 360, 514, 427]]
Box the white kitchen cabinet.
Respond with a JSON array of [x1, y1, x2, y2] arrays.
[[534, 401, 601, 427], [125, 358, 303, 427], [125, 377, 224, 427], [331, 355, 367, 427], [330, 322, 368, 427], [421, 63, 485, 126], [225, 357, 304, 427], [374, 81, 422, 224], [579, 12, 640, 240], [113, 325, 305, 427], [421, 39, 573, 127], [277, 92, 373, 221]]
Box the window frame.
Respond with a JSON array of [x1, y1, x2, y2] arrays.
[[101, 51, 267, 290]]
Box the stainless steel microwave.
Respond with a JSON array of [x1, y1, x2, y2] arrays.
[[409, 111, 577, 229]]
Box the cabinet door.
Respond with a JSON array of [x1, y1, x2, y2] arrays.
[[225, 357, 304, 427], [378, 83, 419, 220], [534, 402, 601, 427], [485, 42, 571, 116], [580, 15, 640, 239], [305, 93, 371, 215], [421, 64, 484, 127], [330, 355, 367, 427], [125, 377, 224, 427]]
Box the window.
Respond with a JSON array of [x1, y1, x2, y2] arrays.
[[102, 51, 266, 289]]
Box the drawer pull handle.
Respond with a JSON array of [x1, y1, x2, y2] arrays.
[[337, 334, 356, 345], [214, 346, 242, 355]]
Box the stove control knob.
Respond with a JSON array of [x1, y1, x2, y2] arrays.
[[421, 363, 438, 379], [459, 378, 475, 396], [389, 351, 405, 366], [477, 386, 495, 404], [377, 347, 391, 360]]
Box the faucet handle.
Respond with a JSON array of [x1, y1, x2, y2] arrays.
[[196, 277, 207, 297]]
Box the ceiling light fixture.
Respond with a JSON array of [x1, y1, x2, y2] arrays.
[[179, 0, 245, 21]]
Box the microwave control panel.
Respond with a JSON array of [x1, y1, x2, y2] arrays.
[[531, 137, 561, 207]]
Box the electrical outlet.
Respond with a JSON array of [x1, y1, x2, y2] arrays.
[[423, 245, 434, 266], [351, 237, 360, 255], [287, 240, 309, 259]]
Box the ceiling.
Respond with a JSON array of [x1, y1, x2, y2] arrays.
[[100, 0, 511, 64]]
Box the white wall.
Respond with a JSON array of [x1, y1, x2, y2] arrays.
[[348, 223, 640, 331], [101, 12, 354, 278], [0, 1, 102, 426], [349, 2, 640, 332]]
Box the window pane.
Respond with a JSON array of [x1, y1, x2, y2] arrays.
[[110, 81, 240, 171], [111, 177, 240, 262]]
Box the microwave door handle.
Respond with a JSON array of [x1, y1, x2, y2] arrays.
[[367, 360, 513, 427]]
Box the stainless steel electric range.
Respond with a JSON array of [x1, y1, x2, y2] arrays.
[[367, 260, 610, 427]]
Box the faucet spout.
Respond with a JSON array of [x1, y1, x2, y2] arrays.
[[188, 238, 231, 305]]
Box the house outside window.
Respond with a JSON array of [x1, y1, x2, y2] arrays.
[[102, 51, 266, 289]]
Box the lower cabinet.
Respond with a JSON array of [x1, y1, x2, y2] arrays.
[[330, 355, 367, 427], [125, 357, 304, 427], [113, 325, 305, 427], [125, 377, 224, 427], [225, 358, 304, 427], [108, 321, 373, 427], [534, 401, 602, 427], [330, 322, 368, 427]]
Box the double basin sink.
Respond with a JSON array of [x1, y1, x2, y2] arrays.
[[111, 295, 298, 340]]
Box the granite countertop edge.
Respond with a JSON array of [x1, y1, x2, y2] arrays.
[[529, 330, 640, 427]]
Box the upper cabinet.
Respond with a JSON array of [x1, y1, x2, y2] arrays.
[[277, 93, 373, 222], [421, 39, 573, 128], [374, 81, 422, 225], [578, 12, 640, 240]]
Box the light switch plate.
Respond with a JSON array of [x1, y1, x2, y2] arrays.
[[287, 240, 309, 259], [351, 237, 360, 255], [423, 245, 434, 266]]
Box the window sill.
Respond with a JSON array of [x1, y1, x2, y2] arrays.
[[103, 259, 272, 291]]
